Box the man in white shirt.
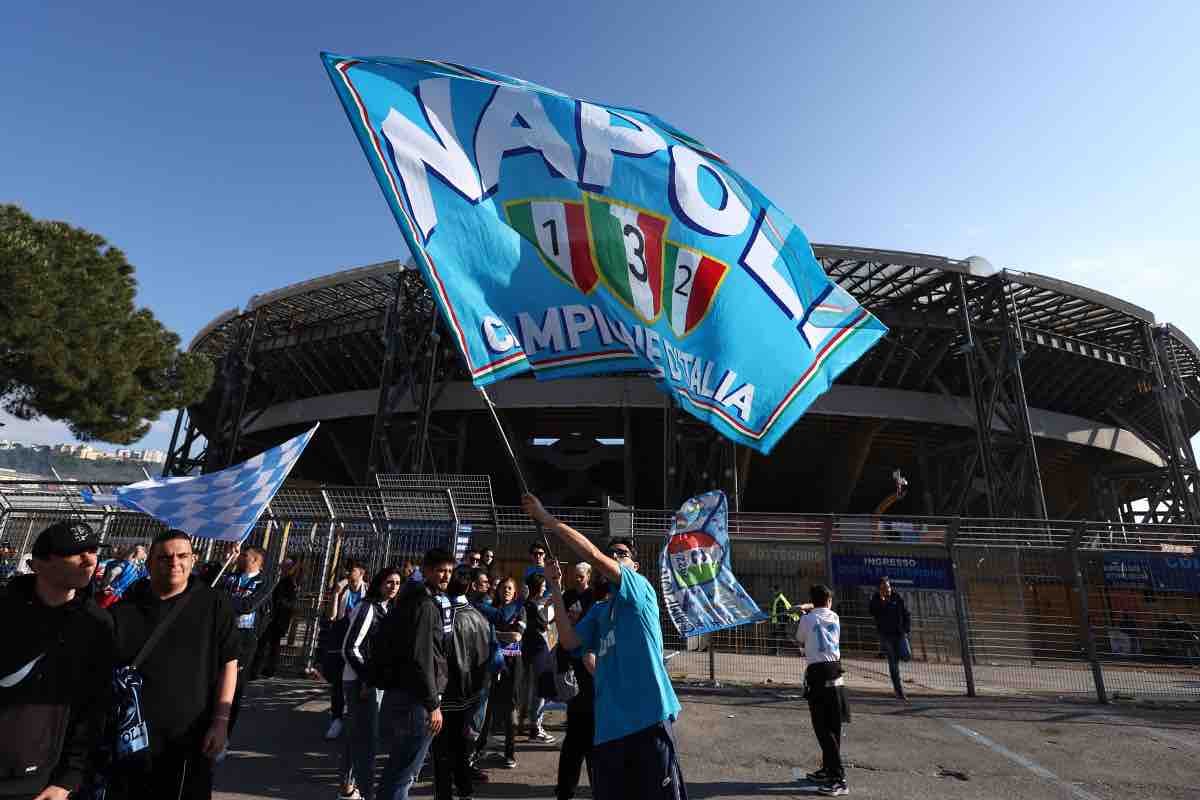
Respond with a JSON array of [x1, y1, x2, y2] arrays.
[[794, 585, 850, 797]]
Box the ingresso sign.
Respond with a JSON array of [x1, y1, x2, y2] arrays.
[[832, 554, 955, 591]]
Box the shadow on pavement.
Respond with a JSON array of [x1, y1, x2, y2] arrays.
[[686, 780, 824, 798]]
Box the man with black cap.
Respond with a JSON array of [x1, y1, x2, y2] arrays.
[[0, 520, 114, 800]]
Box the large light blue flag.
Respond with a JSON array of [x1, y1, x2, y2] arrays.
[[659, 490, 767, 637], [322, 55, 886, 453], [82, 426, 318, 541]]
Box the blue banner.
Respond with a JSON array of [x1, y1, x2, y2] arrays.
[[832, 554, 955, 591], [322, 55, 886, 453], [1103, 553, 1200, 593], [659, 491, 767, 637]]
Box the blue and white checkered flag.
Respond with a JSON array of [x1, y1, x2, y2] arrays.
[[82, 425, 318, 542]]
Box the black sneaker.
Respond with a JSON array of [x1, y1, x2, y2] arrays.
[[502, 757, 517, 769], [818, 780, 848, 796], [805, 769, 830, 782]]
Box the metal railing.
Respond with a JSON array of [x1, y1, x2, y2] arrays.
[[2, 480, 1197, 701]]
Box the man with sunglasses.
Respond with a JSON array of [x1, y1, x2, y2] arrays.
[[522, 542, 549, 600], [522, 495, 686, 800]]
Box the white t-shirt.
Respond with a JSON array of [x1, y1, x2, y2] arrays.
[[796, 607, 841, 663]]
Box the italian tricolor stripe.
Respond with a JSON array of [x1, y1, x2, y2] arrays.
[[585, 194, 667, 323], [506, 200, 598, 293], [663, 242, 728, 338]]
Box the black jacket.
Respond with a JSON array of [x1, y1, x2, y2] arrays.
[[869, 591, 911, 636], [0, 574, 114, 796], [342, 599, 389, 683], [220, 571, 273, 633], [270, 575, 299, 624], [368, 582, 447, 711], [521, 597, 550, 658], [441, 596, 492, 711]]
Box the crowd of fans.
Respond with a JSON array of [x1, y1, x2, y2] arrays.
[[0, 494, 697, 800], [3, 485, 891, 799]]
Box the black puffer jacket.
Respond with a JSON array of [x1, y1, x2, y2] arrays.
[[0, 574, 114, 796]]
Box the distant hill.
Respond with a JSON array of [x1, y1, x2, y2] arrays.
[[0, 448, 155, 484]]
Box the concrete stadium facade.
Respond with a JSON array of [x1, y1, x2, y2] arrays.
[[172, 245, 1200, 521]]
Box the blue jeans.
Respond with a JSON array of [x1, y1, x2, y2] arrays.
[[880, 634, 906, 696], [519, 654, 545, 732], [342, 679, 384, 799], [377, 691, 435, 800]]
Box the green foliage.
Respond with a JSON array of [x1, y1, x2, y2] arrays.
[[0, 204, 213, 443]]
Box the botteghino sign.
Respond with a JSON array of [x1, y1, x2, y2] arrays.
[[323, 55, 886, 453]]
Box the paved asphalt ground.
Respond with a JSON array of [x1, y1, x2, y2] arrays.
[[215, 679, 1199, 800]]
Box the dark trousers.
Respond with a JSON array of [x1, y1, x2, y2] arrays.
[[486, 657, 520, 760], [807, 687, 845, 781], [591, 720, 687, 800], [473, 693, 493, 759], [880, 633, 905, 696], [109, 738, 214, 800], [432, 708, 473, 800], [322, 653, 346, 720], [250, 616, 290, 679], [556, 708, 594, 800]]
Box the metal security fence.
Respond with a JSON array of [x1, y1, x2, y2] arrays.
[[477, 506, 1199, 702], [3, 479, 1197, 702], [0, 481, 461, 677]]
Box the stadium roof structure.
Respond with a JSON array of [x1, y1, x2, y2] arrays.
[[178, 245, 1200, 523]]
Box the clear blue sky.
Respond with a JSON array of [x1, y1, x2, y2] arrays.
[[3, 1, 1198, 453]]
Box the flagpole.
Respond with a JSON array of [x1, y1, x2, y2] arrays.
[[477, 386, 558, 562], [478, 386, 530, 496]]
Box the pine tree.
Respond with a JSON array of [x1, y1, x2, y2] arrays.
[[0, 204, 213, 443]]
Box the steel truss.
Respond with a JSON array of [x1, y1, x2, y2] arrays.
[[365, 275, 450, 481], [201, 311, 259, 472], [956, 274, 1048, 518], [1095, 325, 1200, 523], [182, 248, 1200, 514], [161, 409, 208, 477]]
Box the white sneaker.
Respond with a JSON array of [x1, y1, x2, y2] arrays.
[[325, 718, 344, 740]]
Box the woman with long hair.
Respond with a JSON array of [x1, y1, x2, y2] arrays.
[[338, 566, 403, 800], [485, 576, 526, 769]]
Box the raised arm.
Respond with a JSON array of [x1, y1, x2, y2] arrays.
[[522, 494, 623, 588], [544, 559, 581, 652]]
